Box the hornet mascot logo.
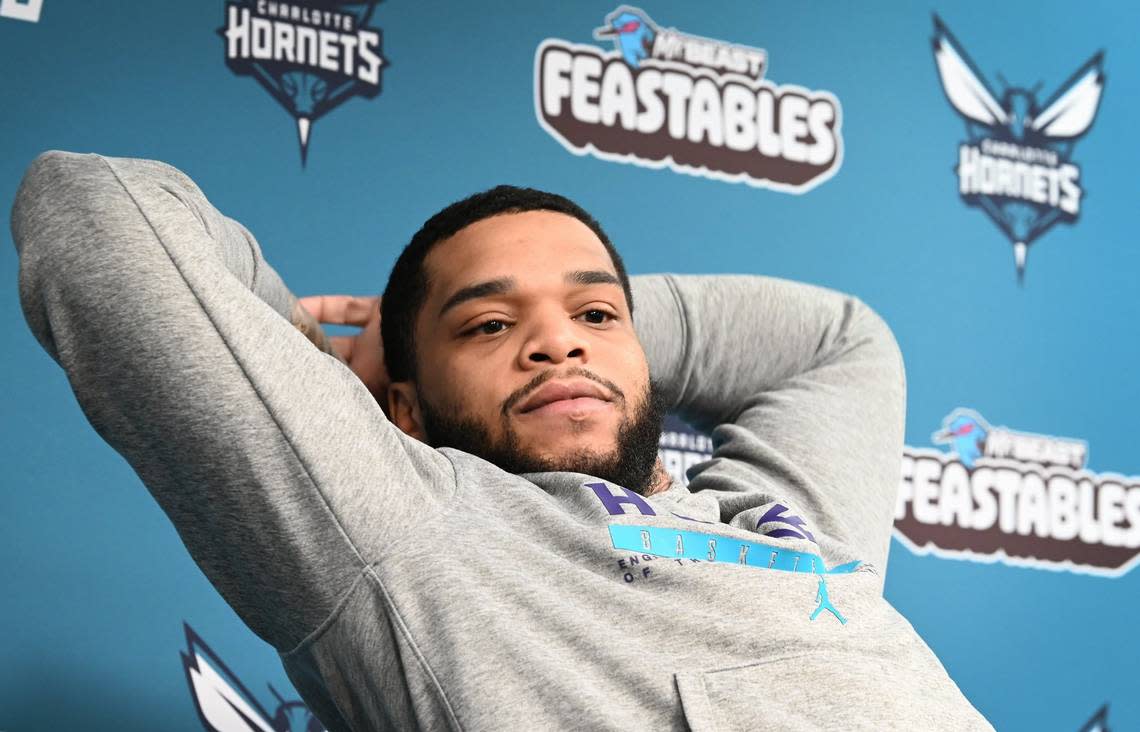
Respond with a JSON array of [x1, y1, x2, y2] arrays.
[[221, 1, 388, 166], [931, 15, 1105, 281], [1077, 704, 1110, 732], [182, 624, 325, 732]]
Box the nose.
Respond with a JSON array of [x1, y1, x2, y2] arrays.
[[518, 307, 588, 369]]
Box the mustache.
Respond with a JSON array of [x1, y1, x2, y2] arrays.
[[500, 367, 626, 417]]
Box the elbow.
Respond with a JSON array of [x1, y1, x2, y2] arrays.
[[12, 150, 105, 257], [12, 151, 114, 359], [851, 297, 907, 397], [13, 151, 72, 252]]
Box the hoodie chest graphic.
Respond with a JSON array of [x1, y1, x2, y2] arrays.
[[585, 482, 860, 574]]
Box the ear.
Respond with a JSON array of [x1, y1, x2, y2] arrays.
[[387, 381, 427, 441]]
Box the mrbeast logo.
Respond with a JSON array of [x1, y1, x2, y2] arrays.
[[220, 1, 388, 166], [932, 16, 1105, 281], [535, 6, 843, 193], [896, 409, 1140, 577]]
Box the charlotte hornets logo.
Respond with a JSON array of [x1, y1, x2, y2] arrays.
[[220, 1, 388, 166], [659, 414, 712, 486], [931, 15, 1105, 281], [535, 6, 843, 193], [896, 408, 1140, 577], [0, 0, 43, 22], [182, 624, 324, 731], [1079, 705, 1111, 732]]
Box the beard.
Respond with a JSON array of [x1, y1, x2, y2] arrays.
[[419, 369, 667, 495]]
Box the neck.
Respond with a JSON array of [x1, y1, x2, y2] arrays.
[[641, 459, 672, 497]]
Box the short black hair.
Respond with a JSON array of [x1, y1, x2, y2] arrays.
[[381, 185, 634, 383]]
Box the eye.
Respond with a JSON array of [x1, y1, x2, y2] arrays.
[[470, 319, 509, 336], [578, 309, 614, 325]]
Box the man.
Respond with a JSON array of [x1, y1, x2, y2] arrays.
[[13, 151, 992, 731]]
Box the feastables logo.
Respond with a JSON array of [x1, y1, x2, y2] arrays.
[[896, 409, 1140, 577], [534, 6, 843, 193], [220, 0, 388, 166], [931, 15, 1105, 281], [660, 412, 1139, 577]]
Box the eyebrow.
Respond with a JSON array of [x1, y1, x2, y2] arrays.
[[437, 270, 622, 318], [567, 269, 621, 287], [439, 277, 516, 317]]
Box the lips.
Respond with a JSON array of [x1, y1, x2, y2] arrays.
[[516, 379, 613, 414]]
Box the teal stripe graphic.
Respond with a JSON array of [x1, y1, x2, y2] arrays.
[[608, 524, 861, 575]]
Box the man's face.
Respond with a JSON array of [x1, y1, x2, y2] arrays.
[[400, 210, 663, 491]]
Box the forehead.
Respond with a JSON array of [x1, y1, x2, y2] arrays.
[[423, 210, 616, 300]]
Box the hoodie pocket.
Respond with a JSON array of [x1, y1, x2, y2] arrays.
[[674, 652, 992, 732]]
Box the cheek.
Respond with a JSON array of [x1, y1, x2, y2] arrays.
[[609, 341, 650, 393], [433, 358, 512, 417]]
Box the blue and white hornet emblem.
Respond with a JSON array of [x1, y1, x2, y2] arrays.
[[220, 1, 388, 166], [182, 624, 324, 732], [1077, 704, 1110, 732], [932, 15, 1105, 281]]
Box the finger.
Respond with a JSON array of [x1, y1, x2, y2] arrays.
[[298, 291, 373, 323], [330, 335, 356, 359], [297, 295, 342, 322], [299, 295, 378, 326]]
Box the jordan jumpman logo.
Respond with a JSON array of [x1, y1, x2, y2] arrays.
[[811, 575, 847, 624]]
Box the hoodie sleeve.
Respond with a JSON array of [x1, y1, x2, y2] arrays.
[[12, 151, 456, 651], [631, 274, 905, 580]]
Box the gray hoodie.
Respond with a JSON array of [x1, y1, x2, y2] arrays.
[[13, 151, 992, 731]]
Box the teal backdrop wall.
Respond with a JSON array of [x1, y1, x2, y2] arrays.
[[2, 2, 1135, 730]]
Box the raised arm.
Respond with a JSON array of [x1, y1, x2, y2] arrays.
[[631, 274, 905, 579], [12, 151, 454, 650]]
